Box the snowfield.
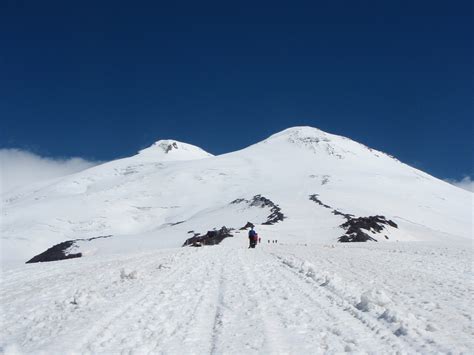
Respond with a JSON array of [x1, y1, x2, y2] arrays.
[[1, 126, 472, 354], [1, 237, 472, 354]]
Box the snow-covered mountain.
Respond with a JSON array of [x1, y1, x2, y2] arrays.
[[1, 127, 472, 267], [1, 127, 473, 354]]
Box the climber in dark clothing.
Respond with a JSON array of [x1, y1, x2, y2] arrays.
[[248, 227, 258, 248]]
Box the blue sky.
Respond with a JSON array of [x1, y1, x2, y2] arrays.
[[1, 0, 472, 181]]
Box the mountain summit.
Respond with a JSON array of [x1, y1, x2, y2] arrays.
[[138, 140, 213, 161], [256, 126, 397, 162], [1, 127, 471, 266]]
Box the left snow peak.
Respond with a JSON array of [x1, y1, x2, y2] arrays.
[[137, 140, 213, 161]]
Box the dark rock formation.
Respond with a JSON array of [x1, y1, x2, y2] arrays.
[[250, 195, 285, 225], [26, 235, 112, 264], [341, 215, 398, 235], [231, 195, 286, 225], [308, 194, 397, 243], [182, 227, 233, 247], [309, 194, 332, 209], [339, 215, 398, 242], [165, 142, 179, 153], [338, 230, 377, 243], [170, 220, 185, 226], [262, 208, 285, 225], [26, 241, 81, 264], [248, 195, 275, 208], [332, 210, 354, 219], [240, 221, 255, 230]]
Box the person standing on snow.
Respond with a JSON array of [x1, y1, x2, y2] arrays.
[[248, 227, 258, 248]]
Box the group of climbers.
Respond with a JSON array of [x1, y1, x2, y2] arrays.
[[247, 226, 279, 248]]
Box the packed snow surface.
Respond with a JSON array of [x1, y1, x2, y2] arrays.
[[1, 237, 472, 354]]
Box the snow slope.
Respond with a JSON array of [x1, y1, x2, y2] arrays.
[[1, 239, 472, 353], [1, 127, 472, 267]]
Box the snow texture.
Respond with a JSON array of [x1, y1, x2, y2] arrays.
[[1, 240, 472, 354], [1, 126, 472, 353]]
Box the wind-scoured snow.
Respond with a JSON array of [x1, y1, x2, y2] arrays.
[[1, 238, 472, 354]]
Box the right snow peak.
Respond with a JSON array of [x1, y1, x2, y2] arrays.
[[256, 126, 396, 162]]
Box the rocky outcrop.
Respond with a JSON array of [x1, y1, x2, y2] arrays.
[[309, 194, 397, 243], [240, 222, 255, 230], [165, 142, 179, 153], [26, 235, 112, 264], [26, 241, 81, 264], [232, 195, 285, 225], [338, 216, 397, 242], [332, 209, 354, 219], [182, 227, 233, 247], [309, 194, 332, 209]]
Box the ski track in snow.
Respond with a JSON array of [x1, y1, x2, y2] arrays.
[[1, 242, 472, 354]]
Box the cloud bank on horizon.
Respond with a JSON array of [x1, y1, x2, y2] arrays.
[[0, 149, 99, 195], [445, 176, 474, 193]]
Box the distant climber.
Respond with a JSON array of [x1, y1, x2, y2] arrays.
[[248, 227, 258, 248]]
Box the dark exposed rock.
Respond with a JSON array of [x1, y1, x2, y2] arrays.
[[165, 142, 179, 153], [26, 241, 81, 264], [249, 195, 275, 208], [309, 194, 353, 220], [308, 194, 397, 243], [262, 208, 285, 225], [309, 194, 332, 209], [26, 235, 112, 264], [251, 195, 285, 225], [338, 216, 397, 242], [170, 220, 185, 226], [386, 219, 398, 228], [231, 195, 286, 225], [182, 227, 233, 247], [240, 222, 255, 230], [338, 231, 377, 243], [332, 210, 354, 219], [341, 215, 398, 235]]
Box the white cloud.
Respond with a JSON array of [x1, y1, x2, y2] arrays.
[[0, 149, 100, 195], [445, 176, 474, 193]]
